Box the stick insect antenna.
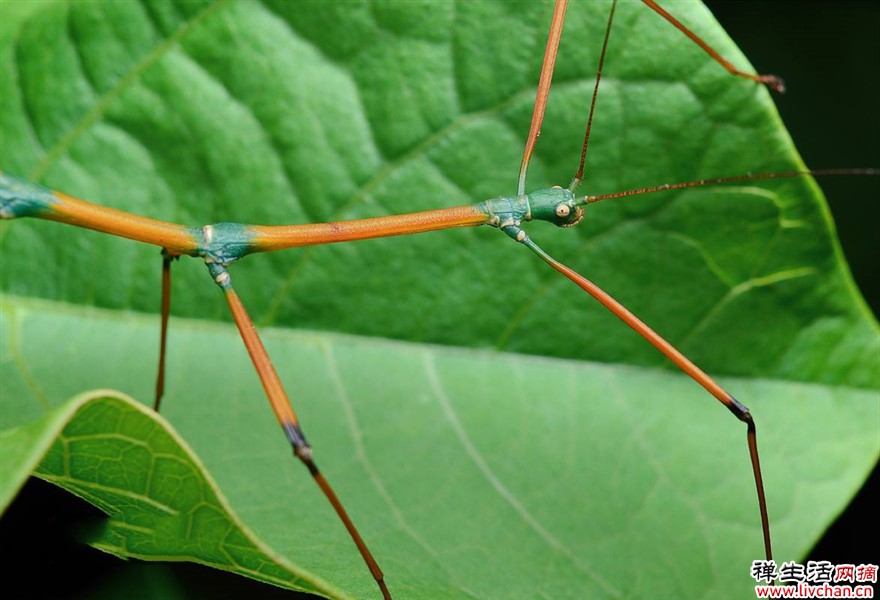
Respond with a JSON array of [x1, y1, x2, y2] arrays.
[[518, 0, 568, 196], [569, 0, 618, 192], [582, 169, 880, 205], [206, 262, 390, 600]]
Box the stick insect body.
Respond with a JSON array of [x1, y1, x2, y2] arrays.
[[2, 1, 877, 598]]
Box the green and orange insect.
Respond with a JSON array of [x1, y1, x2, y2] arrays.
[[1, 1, 877, 598]]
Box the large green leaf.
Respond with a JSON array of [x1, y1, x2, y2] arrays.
[[0, 388, 331, 595], [1, 1, 877, 599]]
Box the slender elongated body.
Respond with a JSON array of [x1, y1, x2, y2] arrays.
[[1, 173, 583, 257]]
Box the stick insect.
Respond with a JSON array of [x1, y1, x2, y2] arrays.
[[1, 1, 878, 598]]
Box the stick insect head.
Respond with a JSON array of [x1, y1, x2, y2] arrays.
[[527, 186, 584, 228]]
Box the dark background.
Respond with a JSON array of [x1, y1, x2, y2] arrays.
[[2, 2, 877, 598]]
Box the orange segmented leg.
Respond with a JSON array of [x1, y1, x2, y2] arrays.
[[641, 0, 785, 92], [205, 261, 391, 600], [519, 234, 772, 561]]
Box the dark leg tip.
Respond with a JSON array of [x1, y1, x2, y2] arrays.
[[725, 394, 753, 423], [762, 74, 786, 94]]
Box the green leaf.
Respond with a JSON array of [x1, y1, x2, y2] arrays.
[[3, 299, 877, 599], [1, 1, 877, 599], [0, 388, 336, 596]]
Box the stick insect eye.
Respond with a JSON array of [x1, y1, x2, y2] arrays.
[[555, 204, 571, 218]]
